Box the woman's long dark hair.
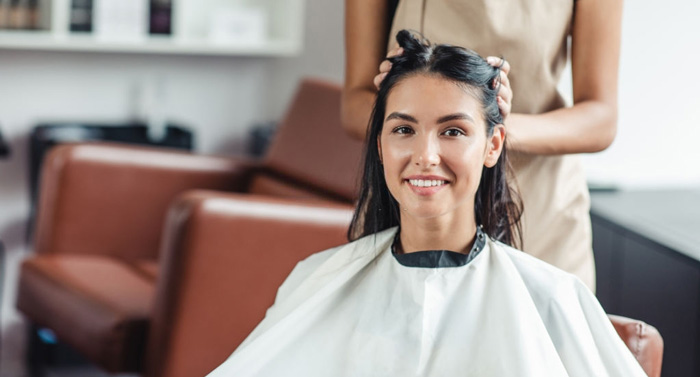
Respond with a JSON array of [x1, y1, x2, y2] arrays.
[[348, 30, 523, 248]]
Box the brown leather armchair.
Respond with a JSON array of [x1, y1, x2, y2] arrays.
[[146, 191, 664, 377], [16, 78, 364, 373], [145, 191, 353, 377]]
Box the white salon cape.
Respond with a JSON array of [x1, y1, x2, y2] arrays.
[[208, 227, 646, 377]]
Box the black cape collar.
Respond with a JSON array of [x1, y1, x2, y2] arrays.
[[391, 226, 487, 268]]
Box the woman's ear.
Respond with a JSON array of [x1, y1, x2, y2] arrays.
[[377, 138, 383, 164], [484, 124, 505, 168]]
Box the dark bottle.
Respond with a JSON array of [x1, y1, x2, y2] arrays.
[[69, 0, 92, 33], [149, 0, 171, 35], [27, 0, 39, 29]]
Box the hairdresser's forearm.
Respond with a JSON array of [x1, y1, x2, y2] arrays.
[[506, 100, 617, 155], [341, 88, 376, 140]]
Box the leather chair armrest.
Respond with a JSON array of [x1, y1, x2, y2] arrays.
[[609, 314, 664, 377], [145, 191, 353, 377], [35, 143, 260, 260]]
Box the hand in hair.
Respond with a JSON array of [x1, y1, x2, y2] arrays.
[[486, 57, 513, 122], [373, 49, 513, 123], [373, 46, 403, 90]]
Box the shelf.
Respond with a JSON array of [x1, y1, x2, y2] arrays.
[[0, 0, 305, 57], [0, 30, 300, 56]]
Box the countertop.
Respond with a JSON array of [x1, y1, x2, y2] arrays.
[[590, 189, 700, 262]]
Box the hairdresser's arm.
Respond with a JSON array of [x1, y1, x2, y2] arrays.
[[506, 0, 623, 155], [342, 0, 390, 140]]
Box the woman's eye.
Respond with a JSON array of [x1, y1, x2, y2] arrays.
[[443, 128, 466, 137], [393, 126, 414, 134]]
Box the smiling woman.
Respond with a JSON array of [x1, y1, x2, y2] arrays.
[[206, 31, 647, 377], [379, 75, 505, 252], [350, 29, 521, 251]]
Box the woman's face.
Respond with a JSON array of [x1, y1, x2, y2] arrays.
[[379, 74, 505, 223]]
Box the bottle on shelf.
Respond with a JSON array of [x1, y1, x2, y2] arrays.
[[149, 0, 171, 35], [0, 0, 7, 29], [26, 0, 39, 29], [69, 0, 92, 32], [9, 0, 29, 29]]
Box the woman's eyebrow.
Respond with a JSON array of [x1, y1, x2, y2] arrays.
[[437, 113, 475, 124], [385, 112, 418, 123]]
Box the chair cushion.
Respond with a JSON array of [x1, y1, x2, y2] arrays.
[[17, 255, 157, 372]]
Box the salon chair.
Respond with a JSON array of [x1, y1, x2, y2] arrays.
[[609, 314, 664, 377], [146, 192, 664, 377], [15, 77, 364, 374]]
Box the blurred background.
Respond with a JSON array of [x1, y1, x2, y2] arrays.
[[0, 0, 698, 376]]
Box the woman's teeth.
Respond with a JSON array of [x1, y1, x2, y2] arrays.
[[408, 179, 447, 187]]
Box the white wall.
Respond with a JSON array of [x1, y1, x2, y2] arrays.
[[579, 0, 700, 188]]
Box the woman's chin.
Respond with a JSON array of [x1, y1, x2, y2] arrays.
[[400, 207, 450, 221]]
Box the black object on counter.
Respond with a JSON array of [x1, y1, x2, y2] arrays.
[[0, 127, 9, 158], [249, 121, 277, 158]]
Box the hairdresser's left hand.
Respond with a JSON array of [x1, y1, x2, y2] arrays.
[[374, 46, 404, 90], [486, 57, 512, 123]]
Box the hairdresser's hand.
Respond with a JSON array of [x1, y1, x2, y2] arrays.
[[486, 57, 512, 122], [374, 46, 404, 90]]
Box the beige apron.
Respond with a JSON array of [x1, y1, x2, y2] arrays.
[[389, 0, 595, 291]]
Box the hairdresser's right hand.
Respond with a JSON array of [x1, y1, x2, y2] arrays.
[[374, 46, 404, 90]]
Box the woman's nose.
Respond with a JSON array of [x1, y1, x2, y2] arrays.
[[414, 135, 440, 167]]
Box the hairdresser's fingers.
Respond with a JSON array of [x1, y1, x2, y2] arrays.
[[487, 57, 511, 90], [498, 73, 513, 107], [387, 46, 404, 59], [497, 83, 513, 121], [497, 73, 513, 120], [379, 59, 393, 75], [375, 48, 404, 90], [374, 72, 388, 90], [498, 96, 512, 122], [374, 60, 392, 89], [501, 59, 511, 75], [487, 56, 511, 74], [486, 57, 513, 120], [499, 70, 511, 92], [497, 67, 513, 104]]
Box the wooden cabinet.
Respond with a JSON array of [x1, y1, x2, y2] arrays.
[[591, 190, 700, 377]]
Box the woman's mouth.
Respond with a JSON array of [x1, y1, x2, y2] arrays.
[[405, 178, 449, 195], [408, 179, 448, 187]]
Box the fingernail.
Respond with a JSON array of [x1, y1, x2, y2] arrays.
[[487, 57, 497, 64]]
